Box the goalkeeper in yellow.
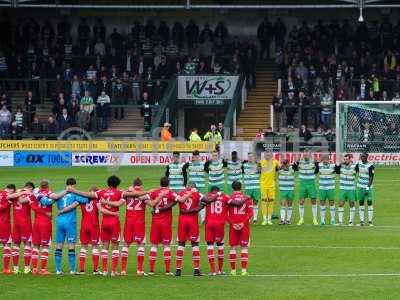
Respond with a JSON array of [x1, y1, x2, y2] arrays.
[[259, 152, 280, 225]]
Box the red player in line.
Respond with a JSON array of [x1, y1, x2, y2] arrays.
[[0, 184, 16, 275]]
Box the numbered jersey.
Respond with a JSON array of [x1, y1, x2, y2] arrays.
[[205, 192, 230, 223], [149, 188, 178, 221], [95, 187, 125, 220], [0, 191, 11, 224], [178, 189, 202, 219], [227, 191, 253, 224], [124, 186, 146, 220], [12, 192, 32, 222], [32, 188, 55, 222], [80, 198, 99, 226]]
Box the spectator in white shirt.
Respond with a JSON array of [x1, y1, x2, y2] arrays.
[[97, 91, 110, 131], [94, 39, 106, 56]]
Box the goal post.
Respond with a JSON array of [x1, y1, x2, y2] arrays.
[[336, 101, 400, 165]]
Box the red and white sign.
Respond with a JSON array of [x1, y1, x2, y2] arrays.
[[72, 152, 211, 166]]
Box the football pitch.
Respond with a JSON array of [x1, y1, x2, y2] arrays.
[[1, 166, 400, 300]]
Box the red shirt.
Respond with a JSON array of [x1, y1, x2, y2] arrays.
[[95, 187, 125, 220], [80, 198, 99, 226], [0, 191, 11, 224], [125, 186, 146, 221], [32, 188, 54, 223], [205, 191, 230, 224], [227, 191, 253, 225], [149, 188, 178, 221], [178, 188, 202, 220], [12, 192, 32, 223]]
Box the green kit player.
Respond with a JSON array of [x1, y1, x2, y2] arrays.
[[226, 151, 243, 195], [243, 152, 261, 223], [204, 150, 226, 192], [318, 154, 339, 225], [165, 152, 186, 192], [356, 153, 375, 226], [278, 159, 296, 225], [183, 150, 207, 223], [294, 150, 319, 226], [337, 154, 357, 226]]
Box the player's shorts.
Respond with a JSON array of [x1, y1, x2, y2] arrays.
[[0, 221, 11, 244], [208, 183, 225, 193], [279, 190, 294, 201], [101, 218, 120, 243], [357, 188, 374, 203], [205, 221, 225, 243], [80, 222, 100, 245], [260, 185, 276, 200], [150, 218, 172, 245], [245, 189, 261, 204], [319, 189, 335, 201], [12, 219, 32, 244], [339, 189, 356, 202], [299, 182, 317, 199], [229, 225, 250, 247], [177, 216, 199, 243], [124, 219, 145, 244], [56, 220, 77, 244], [32, 220, 52, 246], [197, 186, 208, 195]]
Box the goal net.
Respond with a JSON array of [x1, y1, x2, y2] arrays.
[[336, 101, 400, 164]]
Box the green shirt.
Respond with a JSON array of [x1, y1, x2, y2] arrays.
[[188, 161, 206, 188], [227, 160, 243, 184], [278, 167, 295, 191], [297, 159, 317, 181], [357, 162, 374, 189], [80, 96, 93, 105], [207, 159, 225, 186], [168, 163, 185, 191], [243, 162, 260, 190], [318, 162, 336, 190], [339, 164, 357, 190]]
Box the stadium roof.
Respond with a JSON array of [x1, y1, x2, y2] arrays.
[[0, 0, 399, 9]]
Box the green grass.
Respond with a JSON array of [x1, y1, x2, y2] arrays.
[[0, 166, 400, 300]]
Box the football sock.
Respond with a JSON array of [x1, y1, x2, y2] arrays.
[[55, 249, 62, 272], [31, 248, 39, 270], [92, 248, 99, 271], [149, 247, 157, 272], [311, 205, 317, 219], [111, 250, 119, 273], [192, 246, 200, 270], [330, 205, 336, 222], [287, 206, 293, 222], [24, 245, 31, 267], [40, 248, 49, 271], [299, 205, 305, 219], [349, 207, 355, 223], [368, 205, 374, 222], [207, 246, 215, 273], [359, 205, 365, 222], [176, 245, 184, 270], [253, 206, 259, 221], [121, 247, 129, 272], [137, 246, 145, 272], [320, 205, 326, 223], [79, 248, 87, 272], [229, 249, 237, 270], [338, 207, 344, 223], [163, 247, 171, 273], [199, 209, 206, 223], [267, 201, 274, 220], [261, 200, 268, 219], [280, 206, 285, 221], [101, 249, 108, 273], [68, 249, 76, 273], [3, 245, 11, 270], [12, 246, 19, 267], [240, 248, 248, 270], [217, 245, 224, 272]]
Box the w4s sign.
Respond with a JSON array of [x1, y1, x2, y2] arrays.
[[178, 76, 239, 100]]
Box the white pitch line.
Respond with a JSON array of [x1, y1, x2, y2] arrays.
[[170, 273, 400, 278]]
